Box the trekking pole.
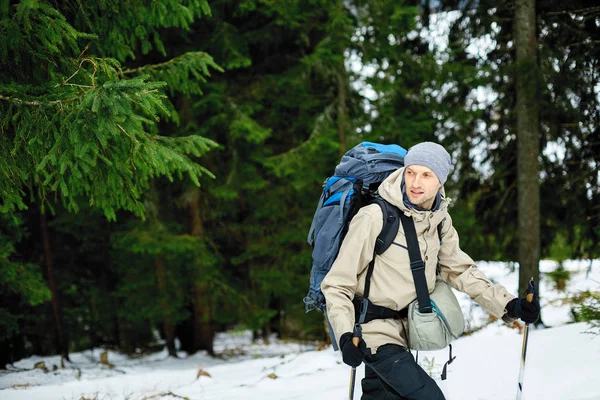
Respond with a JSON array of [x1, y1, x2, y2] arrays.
[[516, 278, 536, 400], [349, 323, 362, 400]]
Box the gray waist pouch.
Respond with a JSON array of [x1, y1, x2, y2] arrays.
[[407, 277, 465, 351]]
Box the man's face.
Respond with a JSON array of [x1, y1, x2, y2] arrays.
[[404, 165, 442, 210]]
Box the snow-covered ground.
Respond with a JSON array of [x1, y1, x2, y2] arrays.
[[1, 260, 599, 400]]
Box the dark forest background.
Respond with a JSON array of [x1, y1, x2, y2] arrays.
[[1, 0, 598, 366]]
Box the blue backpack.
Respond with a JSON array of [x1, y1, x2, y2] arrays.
[[304, 142, 407, 316]]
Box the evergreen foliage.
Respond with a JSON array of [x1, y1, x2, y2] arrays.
[[578, 293, 600, 334], [0, 214, 51, 340], [0, 0, 219, 219], [0, 0, 597, 366], [0, 0, 218, 364]]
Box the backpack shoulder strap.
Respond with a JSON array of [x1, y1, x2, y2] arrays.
[[372, 197, 401, 255], [356, 197, 400, 324], [362, 197, 399, 299]]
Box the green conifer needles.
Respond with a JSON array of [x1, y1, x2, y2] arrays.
[[0, 1, 218, 220]]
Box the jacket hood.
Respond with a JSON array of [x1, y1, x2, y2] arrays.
[[378, 167, 449, 217]]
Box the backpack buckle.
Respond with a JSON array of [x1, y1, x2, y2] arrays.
[[410, 260, 425, 272], [375, 238, 385, 253], [358, 297, 370, 324]]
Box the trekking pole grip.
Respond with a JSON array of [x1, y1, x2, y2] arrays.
[[352, 323, 362, 346], [525, 293, 534, 303], [526, 278, 535, 303], [349, 324, 363, 400]]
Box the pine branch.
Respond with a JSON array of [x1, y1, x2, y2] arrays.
[[546, 6, 600, 17], [71, 58, 98, 89], [1, 74, 216, 219], [120, 55, 192, 76], [0, 94, 80, 107], [568, 40, 600, 48], [120, 52, 223, 96]]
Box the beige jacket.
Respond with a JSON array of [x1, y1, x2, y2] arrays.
[[321, 167, 514, 353]]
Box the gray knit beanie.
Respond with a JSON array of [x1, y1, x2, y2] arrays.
[[404, 142, 452, 185]]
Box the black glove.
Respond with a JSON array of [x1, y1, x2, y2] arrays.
[[339, 332, 366, 367], [506, 297, 540, 324]]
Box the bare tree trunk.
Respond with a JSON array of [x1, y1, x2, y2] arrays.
[[0, 339, 11, 368], [40, 212, 69, 360], [514, 0, 541, 298], [191, 283, 215, 355], [155, 256, 177, 356], [328, 60, 351, 340], [188, 190, 215, 356], [336, 63, 349, 156]]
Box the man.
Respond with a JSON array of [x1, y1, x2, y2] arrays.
[[321, 142, 539, 399]]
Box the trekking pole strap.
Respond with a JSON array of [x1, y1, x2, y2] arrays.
[[441, 344, 456, 380]]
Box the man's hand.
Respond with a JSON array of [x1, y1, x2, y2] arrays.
[[339, 332, 366, 367], [506, 297, 539, 324]]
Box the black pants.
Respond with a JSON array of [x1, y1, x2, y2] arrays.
[[361, 345, 446, 400]]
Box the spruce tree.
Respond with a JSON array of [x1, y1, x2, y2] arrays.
[[0, 0, 219, 362], [0, 0, 219, 219]]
